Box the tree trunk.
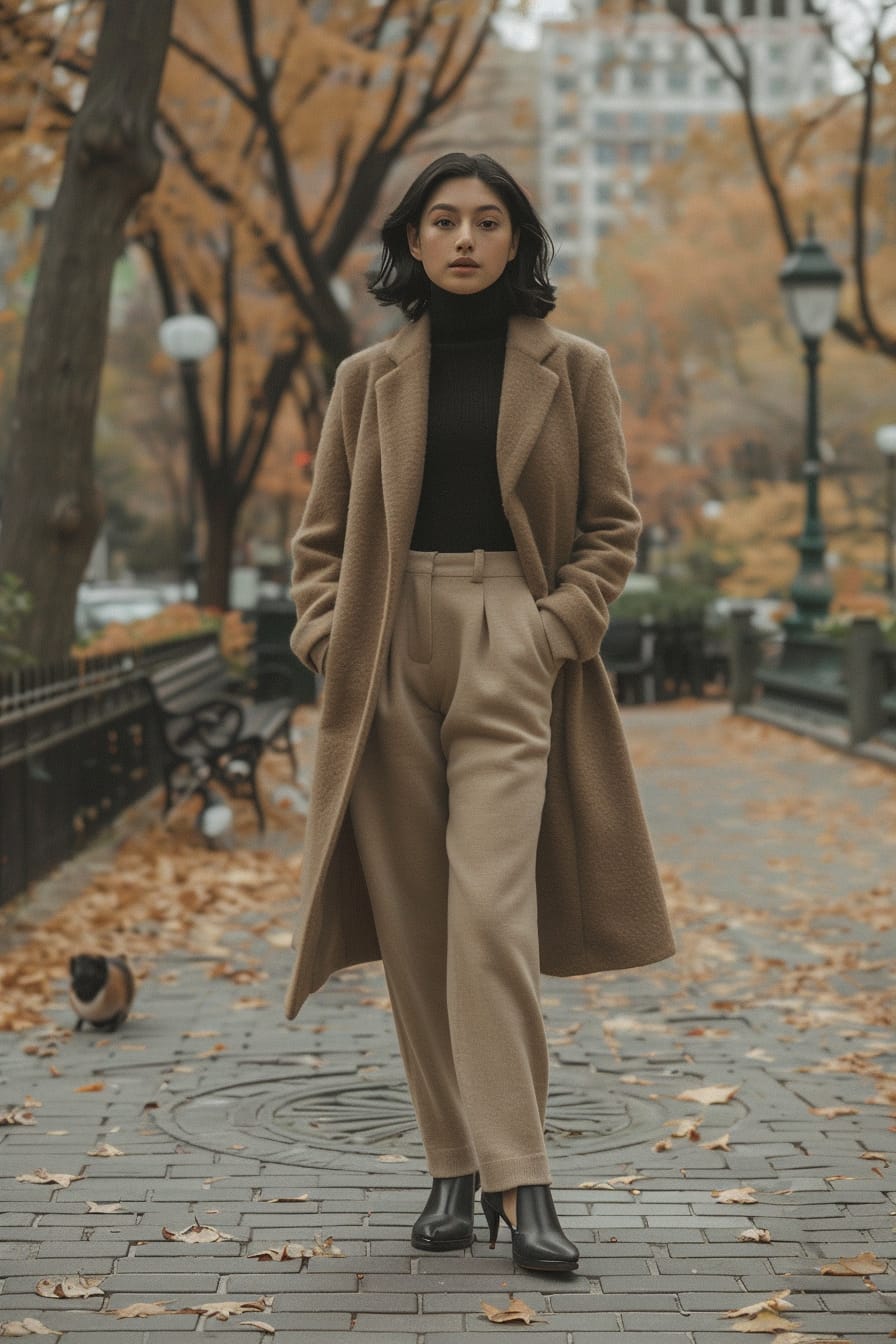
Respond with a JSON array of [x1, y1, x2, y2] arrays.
[[202, 490, 239, 611], [0, 0, 174, 660]]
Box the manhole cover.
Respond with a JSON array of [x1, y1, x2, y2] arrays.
[[151, 1060, 726, 1175]]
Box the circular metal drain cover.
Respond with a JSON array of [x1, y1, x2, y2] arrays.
[[152, 1062, 719, 1175]]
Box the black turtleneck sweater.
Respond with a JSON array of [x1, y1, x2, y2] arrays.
[[409, 274, 518, 552]]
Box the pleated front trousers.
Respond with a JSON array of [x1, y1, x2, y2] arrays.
[[347, 547, 565, 1192]]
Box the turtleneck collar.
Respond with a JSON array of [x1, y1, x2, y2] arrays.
[[427, 273, 514, 344]]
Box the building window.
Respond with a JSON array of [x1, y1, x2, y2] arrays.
[[594, 141, 618, 165], [597, 220, 614, 238], [667, 66, 688, 92], [556, 112, 577, 129], [554, 73, 577, 92], [665, 141, 684, 161], [768, 74, 786, 95], [555, 182, 577, 204], [629, 110, 650, 134], [595, 110, 618, 134], [630, 141, 652, 166], [553, 216, 578, 240], [552, 254, 573, 277], [741, 0, 756, 13], [595, 181, 613, 204], [667, 0, 688, 16], [556, 143, 579, 165], [596, 41, 618, 90], [770, 0, 787, 15], [632, 65, 651, 92], [706, 72, 723, 94], [666, 111, 687, 133], [705, 0, 723, 14]]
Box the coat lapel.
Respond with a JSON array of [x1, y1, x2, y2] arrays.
[[497, 323, 561, 501], [375, 311, 561, 565]]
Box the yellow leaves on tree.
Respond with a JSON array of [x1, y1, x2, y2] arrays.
[[692, 479, 884, 600]]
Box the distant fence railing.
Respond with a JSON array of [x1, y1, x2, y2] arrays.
[[730, 610, 896, 759], [0, 633, 217, 909]]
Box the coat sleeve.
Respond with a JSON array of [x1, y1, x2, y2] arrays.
[[537, 347, 642, 663], [287, 363, 351, 675]]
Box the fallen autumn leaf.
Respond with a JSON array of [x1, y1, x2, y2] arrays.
[[819, 1251, 887, 1275], [677, 1083, 741, 1105], [161, 1219, 238, 1244], [0, 1320, 60, 1336], [16, 1170, 84, 1188], [35, 1273, 106, 1300], [712, 1186, 758, 1204], [111, 1302, 172, 1318], [480, 1293, 541, 1324]]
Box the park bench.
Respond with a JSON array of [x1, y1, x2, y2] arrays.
[[144, 641, 299, 833], [601, 619, 655, 703]]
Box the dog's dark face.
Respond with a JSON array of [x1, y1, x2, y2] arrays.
[[69, 954, 106, 980]]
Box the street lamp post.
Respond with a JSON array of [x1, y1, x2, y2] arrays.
[[777, 216, 844, 633], [876, 424, 896, 601], [158, 314, 219, 598]]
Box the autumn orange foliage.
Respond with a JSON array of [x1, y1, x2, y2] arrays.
[[71, 604, 253, 669]]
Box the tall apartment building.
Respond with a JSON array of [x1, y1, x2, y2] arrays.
[[539, 0, 835, 279]]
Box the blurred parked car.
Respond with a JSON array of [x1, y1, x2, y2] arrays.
[[74, 584, 169, 640]]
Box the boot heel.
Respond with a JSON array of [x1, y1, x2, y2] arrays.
[[480, 1193, 500, 1248]]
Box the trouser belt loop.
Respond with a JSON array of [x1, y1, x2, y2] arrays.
[[472, 548, 485, 583]]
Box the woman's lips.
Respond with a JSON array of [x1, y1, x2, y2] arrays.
[[450, 261, 479, 268]]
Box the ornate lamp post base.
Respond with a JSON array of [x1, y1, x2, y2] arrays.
[[783, 557, 834, 634]]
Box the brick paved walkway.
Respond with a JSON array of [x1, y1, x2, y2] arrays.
[[1, 702, 894, 1342]]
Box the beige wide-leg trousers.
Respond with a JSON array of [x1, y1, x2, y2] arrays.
[[347, 548, 564, 1192]]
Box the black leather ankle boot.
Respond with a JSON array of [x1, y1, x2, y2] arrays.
[[481, 1184, 579, 1272], [411, 1171, 479, 1251]]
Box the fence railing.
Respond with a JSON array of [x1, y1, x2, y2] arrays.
[[0, 633, 217, 909], [730, 611, 896, 756]]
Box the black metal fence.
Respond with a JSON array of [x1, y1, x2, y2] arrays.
[[0, 633, 216, 909]]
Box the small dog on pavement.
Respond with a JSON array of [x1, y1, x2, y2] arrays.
[[68, 954, 135, 1031]]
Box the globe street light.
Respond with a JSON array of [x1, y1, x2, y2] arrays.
[[158, 314, 219, 598], [876, 424, 896, 601], [777, 216, 843, 631]]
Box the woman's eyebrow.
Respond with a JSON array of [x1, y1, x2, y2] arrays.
[[427, 202, 504, 215]]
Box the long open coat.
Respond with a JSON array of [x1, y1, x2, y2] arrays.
[[282, 310, 675, 1021]]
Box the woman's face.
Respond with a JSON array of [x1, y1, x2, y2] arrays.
[[406, 175, 519, 296]]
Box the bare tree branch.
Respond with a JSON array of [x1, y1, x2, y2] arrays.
[[168, 32, 258, 111], [656, 0, 895, 358], [234, 0, 351, 358]]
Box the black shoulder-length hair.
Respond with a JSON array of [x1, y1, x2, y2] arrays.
[[367, 152, 556, 321]]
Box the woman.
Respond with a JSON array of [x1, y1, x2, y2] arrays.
[[282, 152, 675, 1273]]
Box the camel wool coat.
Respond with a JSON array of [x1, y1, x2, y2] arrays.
[[282, 310, 675, 1021]]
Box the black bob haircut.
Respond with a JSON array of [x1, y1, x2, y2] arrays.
[[367, 152, 557, 321]]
